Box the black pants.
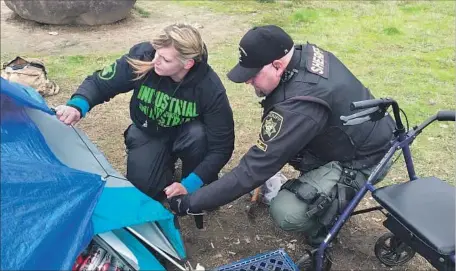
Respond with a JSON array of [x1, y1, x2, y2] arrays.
[[123, 121, 212, 200]]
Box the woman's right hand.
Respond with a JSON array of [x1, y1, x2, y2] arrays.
[[55, 105, 81, 126]]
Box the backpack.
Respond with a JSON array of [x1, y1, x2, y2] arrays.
[[1, 56, 60, 97]]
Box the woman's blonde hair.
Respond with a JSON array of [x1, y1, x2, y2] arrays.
[[127, 23, 206, 80]]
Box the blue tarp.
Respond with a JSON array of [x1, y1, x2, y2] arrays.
[[0, 78, 185, 270]]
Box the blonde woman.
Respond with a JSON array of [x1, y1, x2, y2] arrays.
[[55, 23, 235, 201]]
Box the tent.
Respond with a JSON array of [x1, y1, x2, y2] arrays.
[[0, 78, 186, 270]]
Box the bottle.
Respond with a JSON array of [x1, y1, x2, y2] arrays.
[[80, 245, 107, 271], [72, 245, 90, 271], [97, 253, 112, 271]]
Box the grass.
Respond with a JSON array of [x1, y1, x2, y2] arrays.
[[132, 4, 151, 18], [5, 1, 454, 185]]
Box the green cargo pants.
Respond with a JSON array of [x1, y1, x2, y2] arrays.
[[269, 161, 374, 235]]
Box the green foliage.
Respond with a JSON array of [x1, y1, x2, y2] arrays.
[[132, 4, 151, 18]]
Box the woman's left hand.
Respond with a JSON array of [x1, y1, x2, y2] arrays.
[[164, 182, 188, 198]]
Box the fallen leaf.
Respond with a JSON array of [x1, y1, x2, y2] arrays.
[[286, 242, 296, 251], [194, 23, 204, 29], [195, 263, 206, 271]]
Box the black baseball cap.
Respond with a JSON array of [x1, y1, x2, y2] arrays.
[[227, 25, 294, 83]]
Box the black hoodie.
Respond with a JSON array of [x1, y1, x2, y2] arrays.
[[72, 42, 235, 183]]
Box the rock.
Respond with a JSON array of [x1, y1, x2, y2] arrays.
[[4, 0, 136, 26]]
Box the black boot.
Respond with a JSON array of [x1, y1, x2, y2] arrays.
[[306, 227, 333, 248], [307, 232, 326, 247]]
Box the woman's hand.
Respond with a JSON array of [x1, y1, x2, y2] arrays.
[[55, 105, 81, 126], [164, 182, 188, 198]]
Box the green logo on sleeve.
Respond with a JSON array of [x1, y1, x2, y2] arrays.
[[98, 62, 117, 80]]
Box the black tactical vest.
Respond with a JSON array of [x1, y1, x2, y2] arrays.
[[261, 44, 395, 169]]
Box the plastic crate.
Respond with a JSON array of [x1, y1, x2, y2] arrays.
[[215, 249, 298, 271]]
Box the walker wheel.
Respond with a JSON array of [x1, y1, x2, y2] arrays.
[[296, 249, 332, 271], [375, 232, 416, 267]]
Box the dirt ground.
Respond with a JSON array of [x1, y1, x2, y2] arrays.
[[1, 1, 434, 270]]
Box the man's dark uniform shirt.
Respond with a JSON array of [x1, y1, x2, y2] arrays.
[[187, 43, 395, 212]]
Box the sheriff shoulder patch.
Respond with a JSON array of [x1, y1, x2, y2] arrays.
[[98, 62, 117, 80], [306, 44, 329, 79], [260, 111, 283, 142]]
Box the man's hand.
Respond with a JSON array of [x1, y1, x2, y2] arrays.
[[164, 182, 188, 198], [55, 105, 81, 126], [168, 194, 191, 216], [168, 194, 205, 229]]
